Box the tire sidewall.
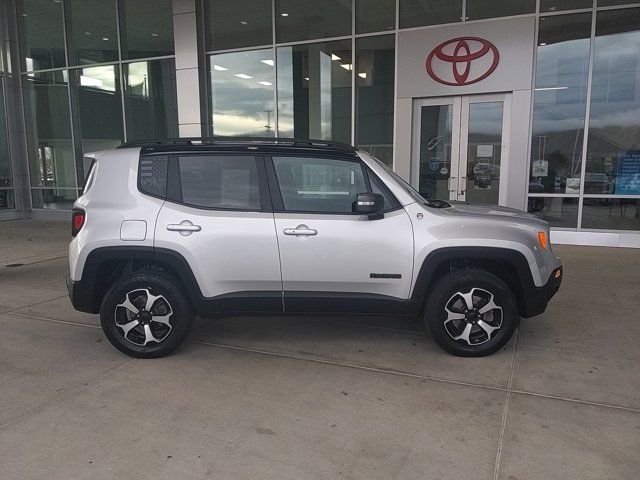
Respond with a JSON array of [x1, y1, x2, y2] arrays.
[[424, 269, 518, 357], [100, 273, 192, 358]]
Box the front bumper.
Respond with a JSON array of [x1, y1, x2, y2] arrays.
[[520, 265, 563, 318]]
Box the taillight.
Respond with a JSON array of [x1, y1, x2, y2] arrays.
[[72, 208, 85, 237]]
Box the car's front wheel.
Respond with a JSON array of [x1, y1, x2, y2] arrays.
[[424, 269, 518, 357], [100, 273, 192, 358]]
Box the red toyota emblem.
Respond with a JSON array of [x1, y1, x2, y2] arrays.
[[426, 37, 499, 86]]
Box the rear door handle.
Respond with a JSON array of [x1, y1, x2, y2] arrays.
[[167, 220, 201, 236], [283, 224, 317, 236]]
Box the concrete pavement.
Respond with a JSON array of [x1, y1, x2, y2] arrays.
[[1, 220, 639, 479]]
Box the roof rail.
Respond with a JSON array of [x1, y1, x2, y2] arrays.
[[118, 136, 356, 152]]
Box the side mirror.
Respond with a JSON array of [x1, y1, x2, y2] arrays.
[[355, 192, 384, 219]]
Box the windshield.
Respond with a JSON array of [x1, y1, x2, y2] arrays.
[[368, 154, 450, 208]]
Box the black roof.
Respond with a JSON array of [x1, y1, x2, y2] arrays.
[[118, 137, 357, 155]]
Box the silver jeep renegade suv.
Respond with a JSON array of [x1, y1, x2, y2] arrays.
[[67, 138, 562, 358]]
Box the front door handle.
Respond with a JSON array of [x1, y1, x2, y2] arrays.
[[167, 220, 201, 236], [283, 224, 317, 236]]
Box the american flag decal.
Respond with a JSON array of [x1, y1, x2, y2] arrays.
[[139, 157, 168, 196]]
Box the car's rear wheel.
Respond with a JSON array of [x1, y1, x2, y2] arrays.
[[100, 273, 192, 358], [424, 269, 518, 357]]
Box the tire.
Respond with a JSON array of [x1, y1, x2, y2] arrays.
[[100, 273, 193, 358], [424, 269, 518, 357]]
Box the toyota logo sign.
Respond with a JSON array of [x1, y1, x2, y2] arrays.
[[426, 37, 499, 86]]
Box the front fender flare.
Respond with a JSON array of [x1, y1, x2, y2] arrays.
[[404, 246, 538, 317]]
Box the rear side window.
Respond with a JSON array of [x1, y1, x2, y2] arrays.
[[176, 155, 261, 210], [139, 156, 168, 198]]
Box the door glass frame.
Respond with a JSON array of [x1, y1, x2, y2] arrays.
[[264, 153, 401, 215], [411, 93, 512, 205], [460, 93, 511, 205], [410, 96, 461, 201], [157, 152, 273, 213]]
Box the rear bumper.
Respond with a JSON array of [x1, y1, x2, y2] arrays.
[[520, 266, 563, 318], [66, 273, 99, 314]]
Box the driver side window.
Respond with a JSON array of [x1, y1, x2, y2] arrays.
[[273, 156, 367, 213]]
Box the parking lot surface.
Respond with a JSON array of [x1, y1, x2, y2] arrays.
[[1, 220, 639, 479]]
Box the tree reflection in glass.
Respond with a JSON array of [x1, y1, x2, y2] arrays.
[[586, 8, 640, 197], [529, 13, 592, 194]]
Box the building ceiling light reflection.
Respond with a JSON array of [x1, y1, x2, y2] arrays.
[[257, 81, 272, 86], [358, 72, 366, 79], [234, 73, 253, 79], [340, 64, 352, 70], [213, 65, 228, 71], [281, 13, 289, 16], [331, 54, 341, 61], [534, 86, 568, 91], [260, 59, 274, 66]]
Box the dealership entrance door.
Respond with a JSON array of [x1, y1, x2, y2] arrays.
[[411, 93, 511, 205]]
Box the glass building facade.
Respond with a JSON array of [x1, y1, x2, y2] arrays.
[[15, 0, 177, 209], [205, 2, 395, 164], [528, 5, 640, 232], [0, 0, 639, 244], [0, 9, 14, 211]]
